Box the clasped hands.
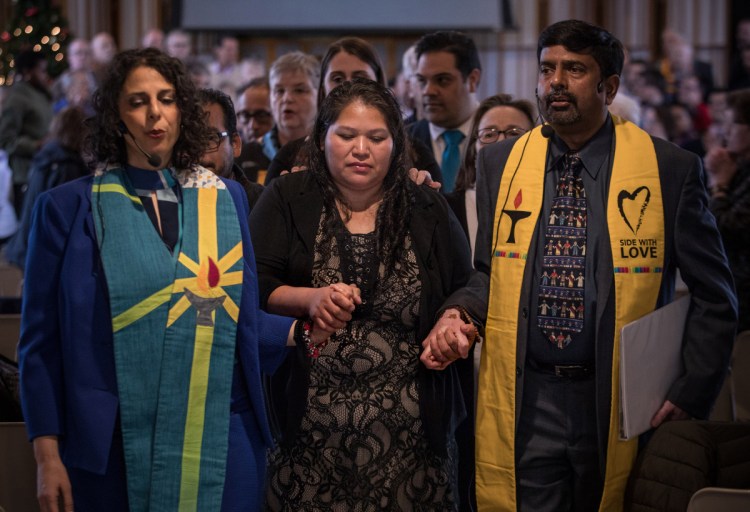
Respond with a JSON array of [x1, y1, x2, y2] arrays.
[[420, 308, 477, 370], [307, 283, 362, 345]]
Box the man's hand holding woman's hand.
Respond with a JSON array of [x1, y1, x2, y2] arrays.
[[420, 308, 477, 370]]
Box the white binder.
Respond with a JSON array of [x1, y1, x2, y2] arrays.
[[619, 294, 691, 440]]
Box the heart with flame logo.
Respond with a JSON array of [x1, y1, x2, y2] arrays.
[[617, 186, 650, 235]]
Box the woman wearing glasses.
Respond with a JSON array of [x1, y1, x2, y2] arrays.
[[18, 48, 326, 511], [448, 94, 536, 256]]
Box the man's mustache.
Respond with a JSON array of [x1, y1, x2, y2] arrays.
[[546, 91, 577, 106]]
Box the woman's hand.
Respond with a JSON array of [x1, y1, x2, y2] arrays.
[[33, 436, 73, 512], [308, 283, 362, 333], [279, 165, 309, 176], [408, 167, 441, 190]]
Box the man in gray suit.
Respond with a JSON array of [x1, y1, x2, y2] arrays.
[[421, 19, 737, 512]]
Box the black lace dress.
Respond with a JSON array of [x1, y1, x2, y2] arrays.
[[265, 219, 458, 511]]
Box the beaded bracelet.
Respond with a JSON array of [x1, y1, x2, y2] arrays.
[[445, 305, 480, 345], [295, 319, 328, 359]]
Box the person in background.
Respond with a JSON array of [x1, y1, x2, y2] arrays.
[[410, 31, 482, 193], [51, 38, 97, 107], [705, 88, 730, 151], [677, 74, 711, 134], [422, 19, 737, 511], [395, 44, 421, 124], [704, 87, 750, 342], [18, 48, 327, 512], [5, 106, 90, 270], [90, 32, 118, 83], [199, 88, 264, 207], [209, 35, 244, 96], [141, 28, 164, 50], [186, 58, 211, 90], [0, 49, 53, 215], [236, 77, 273, 143], [262, 51, 319, 161], [165, 29, 193, 62], [251, 78, 471, 511], [448, 94, 535, 255], [666, 102, 705, 158], [729, 18, 750, 90], [658, 28, 714, 101], [0, 86, 17, 244], [263, 37, 384, 184], [234, 78, 273, 183]]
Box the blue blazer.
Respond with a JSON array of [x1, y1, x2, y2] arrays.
[[18, 175, 292, 475]]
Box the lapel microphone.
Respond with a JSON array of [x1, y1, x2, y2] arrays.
[[118, 121, 163, 168]]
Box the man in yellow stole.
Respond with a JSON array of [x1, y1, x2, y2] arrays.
[[420, 20, 737, 512]]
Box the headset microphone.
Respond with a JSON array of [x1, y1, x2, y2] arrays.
[[118, 121, 162, 168], [597, 80, 604, 93], [535, 88, 555, 138]]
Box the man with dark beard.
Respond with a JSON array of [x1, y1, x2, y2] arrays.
[[419, 19, 737, 511]]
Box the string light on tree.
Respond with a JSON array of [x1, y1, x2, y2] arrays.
[[0, 0, 72, 83]]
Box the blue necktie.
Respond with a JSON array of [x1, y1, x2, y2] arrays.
[[441, 130, 464, 193], [537, 152, 587, 349]]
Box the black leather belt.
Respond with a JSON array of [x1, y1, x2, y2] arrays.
[[527, 359, 594, 379]]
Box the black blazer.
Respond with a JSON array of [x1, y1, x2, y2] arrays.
[[447, 123, 738, 470], [445, 189, 470, 244], [407, 119, 433, 155], [249, 171, 472, 453]]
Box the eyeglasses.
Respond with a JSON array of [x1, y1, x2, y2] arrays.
[[206, 130, 229, 152], [476, 127, 528, 145], [237, 109, 272, 123]]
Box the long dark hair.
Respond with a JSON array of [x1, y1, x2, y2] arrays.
[[454, 94, 535, 192], [86, 47, 212, 169], [306, 78, 413, 273]]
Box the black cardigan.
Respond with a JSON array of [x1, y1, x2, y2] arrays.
[[248, 171, 473, 454]]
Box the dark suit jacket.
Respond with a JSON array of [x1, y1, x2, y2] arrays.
[[445, 190, 470, 244], [248, 170, 473, 470], [18, 175, 292, 476], [407, 119, 433, 154], [446, 123, 738, 469]]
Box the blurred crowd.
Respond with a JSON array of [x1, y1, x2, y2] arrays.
[[1, 20, 750, 268]]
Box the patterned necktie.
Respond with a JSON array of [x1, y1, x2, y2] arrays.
[[538, 152, 587, 349], [441, 129, 464, 193]]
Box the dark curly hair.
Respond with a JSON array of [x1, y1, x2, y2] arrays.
[[306, 78, 413, 273], [85, 47, 212, 169]]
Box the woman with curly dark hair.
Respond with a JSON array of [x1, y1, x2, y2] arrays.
[[250, 78, 472, 510], [18, 48, 324, 511]]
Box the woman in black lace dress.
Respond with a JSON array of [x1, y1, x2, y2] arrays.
[[250, 79, 473, 511]]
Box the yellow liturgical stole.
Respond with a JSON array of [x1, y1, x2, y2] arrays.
[[477, 116, 665, 511]]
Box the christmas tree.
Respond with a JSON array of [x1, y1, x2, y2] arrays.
[[0, 0, 71, 86]]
